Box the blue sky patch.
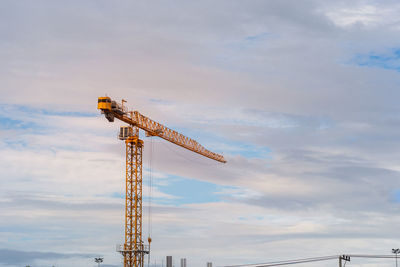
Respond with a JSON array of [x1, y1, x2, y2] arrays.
[[245, 32, 272, 43], [353, 49, 400, 71], [228, 32, 274, 50], [219, 139, 270, 158], [110, 176, 232, 206], [0, 116, 36, 130], [166, 126, 270, 159], [156, 176, 222, 206], [16, 105, 97, 117], [0, 104, 100, 151], [0, 104, 96, 132], [0, 104, 96, 118], [395, 191, 400, 203], [111, 192, 125, 199]]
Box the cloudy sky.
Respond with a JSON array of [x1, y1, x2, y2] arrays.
[[1, 1, 400, 267]]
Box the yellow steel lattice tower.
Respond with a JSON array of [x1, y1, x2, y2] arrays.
[[97, 96, 226, 267], [124, 129, 147, 267]]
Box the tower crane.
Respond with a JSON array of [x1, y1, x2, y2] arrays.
[[97, 96, 226, 267]]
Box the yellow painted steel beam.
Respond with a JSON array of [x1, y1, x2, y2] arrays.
[[118, 111, 226, 163], [124, 133, 145, 267], [97, 96, 226, 267], [97, 97, 226, 163]]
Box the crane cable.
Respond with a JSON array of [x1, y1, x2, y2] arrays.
[[225, 254, 400, 267], [159, 140, 220, 166], [147, 136, 154, 267], [225, 255, 338, 267]]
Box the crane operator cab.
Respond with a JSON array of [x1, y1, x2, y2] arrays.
[[98, 96, 127, 122], [97, 96, 115, 122], [97, 97, 112, 111]]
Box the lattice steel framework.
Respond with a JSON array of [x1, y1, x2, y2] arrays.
[[97, 96, 226, 267], [123, 131, 147, 267], [113, 111, 226, 163]]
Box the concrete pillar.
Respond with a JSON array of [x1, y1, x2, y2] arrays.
[[166, 256, 172, 267], [180, 258, 187, 267]]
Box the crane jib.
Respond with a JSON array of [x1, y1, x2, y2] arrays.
[[111, 107, 226, 163]]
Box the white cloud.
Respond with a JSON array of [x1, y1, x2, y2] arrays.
[[2, 0, 400, 266], [323, 2, 400, 28]]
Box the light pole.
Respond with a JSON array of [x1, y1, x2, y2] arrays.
[[339, 255, 350, 267], [95, 257, 103, 267], [392, 248, 400, 267]]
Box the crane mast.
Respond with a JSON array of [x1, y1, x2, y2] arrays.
[[98, 96, 226, 267]]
